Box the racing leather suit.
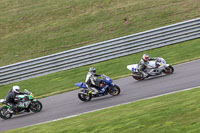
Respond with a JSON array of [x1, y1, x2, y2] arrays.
[[5, 90, 27, 112], [138, 57, 162, 77], [85, 72, 102, 94]]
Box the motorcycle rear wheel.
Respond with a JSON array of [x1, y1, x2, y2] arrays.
[[108, 85, 121, 96], [132, 72, 145, 81], [0, 106, 12, 120], [78, 92, 92, 102]]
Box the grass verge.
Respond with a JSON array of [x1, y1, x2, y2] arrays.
[[4, 87, 200, 133], [0, 0, 200, 66], [0, 38, 200, 99]]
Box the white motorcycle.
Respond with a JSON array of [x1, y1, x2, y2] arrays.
[[127, 58, 174, 81]]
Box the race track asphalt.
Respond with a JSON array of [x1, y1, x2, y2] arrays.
[[0, 59, 200, 132]]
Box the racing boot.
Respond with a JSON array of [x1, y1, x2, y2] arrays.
[[24, 108, 30, 112], [141, 71, 149, 78], [7, 103, 16, 113], [7, 108, 14, 113], [91, 88, 99, 95]]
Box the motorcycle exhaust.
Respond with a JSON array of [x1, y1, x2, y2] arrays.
[[78, 92, 88, 95]]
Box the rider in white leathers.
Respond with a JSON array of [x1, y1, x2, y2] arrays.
[[138, 54, 162, 77], [85, 67, 104, 95]]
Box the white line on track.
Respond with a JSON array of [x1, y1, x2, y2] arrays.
[[22, 85, 200, 129]]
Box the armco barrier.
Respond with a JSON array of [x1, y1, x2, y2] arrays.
[[0, 18, 200, 85]]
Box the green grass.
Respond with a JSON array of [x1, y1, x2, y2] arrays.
[[0, 0, 200, 66], [0, 38, 200, 100], [4, 87, 200, 133]]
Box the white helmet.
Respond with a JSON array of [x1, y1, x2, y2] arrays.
[[142, 54, 149, 62], [89, 67, 96, 74], [12, 86, 20, 94]]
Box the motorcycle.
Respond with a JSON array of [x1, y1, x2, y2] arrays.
[[0, 89, 42, 120], [127, 58, 174, 81], [75, 75, 120, 102]]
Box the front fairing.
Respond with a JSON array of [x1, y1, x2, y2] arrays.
[[145, 60, 169, 75], [102, 77, 113, 85], [16, 93, 34, 100], [147, 61, 156, 68], [97, 76, 114, 92], [16, 95, 25, 99]]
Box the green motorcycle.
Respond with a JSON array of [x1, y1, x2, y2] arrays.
[[0, 89, 42, 120]]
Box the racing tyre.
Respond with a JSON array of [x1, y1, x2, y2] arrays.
[[108, 85, 121, 96], [163, 65, 174, 75], [0, 106, 12, 120], [29, 101, 43, 113], [78, 91, 92, 102], [132, 72, 145, 81]]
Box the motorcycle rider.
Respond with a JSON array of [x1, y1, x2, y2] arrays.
[[85, 67, 106, 95], [138, 54, 162, 77], [5, 85, 30, 113]]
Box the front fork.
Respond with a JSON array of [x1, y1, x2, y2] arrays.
[[162, 65, 170, 73], [107, 83, 115, 92]]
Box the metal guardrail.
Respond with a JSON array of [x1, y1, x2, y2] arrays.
[[0, 18, 200, 85]]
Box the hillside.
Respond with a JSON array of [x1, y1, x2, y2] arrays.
[[0, 0, 200, 66]]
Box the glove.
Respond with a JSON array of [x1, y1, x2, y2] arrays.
[[156, 64, 160, 68], [101, 74, 106, 77]]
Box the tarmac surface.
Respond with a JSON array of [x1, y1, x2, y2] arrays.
[[0, 59, 200, 132]]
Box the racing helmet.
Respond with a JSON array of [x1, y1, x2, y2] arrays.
[[142, 54, 149, 62], [12, 85, 20, 94], [89, 67, 96, 74]]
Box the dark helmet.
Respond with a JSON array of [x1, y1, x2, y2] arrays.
[[142, 54, 149, 62], [89, 67, 96, 74]]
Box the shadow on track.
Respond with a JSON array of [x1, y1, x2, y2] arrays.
[[133, 73, 175, 83], [0, 110, 45, 121], [78, 94, 122, 103]]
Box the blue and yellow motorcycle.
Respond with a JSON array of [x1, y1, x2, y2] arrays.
[[75, 75, 121, 102]]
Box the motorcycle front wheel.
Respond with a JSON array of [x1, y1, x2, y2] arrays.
[[163, 65, 174, 75], [0, 106, 12, 120], [108, 85, 121, 96], [29, 101, 43, 113]]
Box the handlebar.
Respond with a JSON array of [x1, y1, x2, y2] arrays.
[[101, 74, 107, 78]]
